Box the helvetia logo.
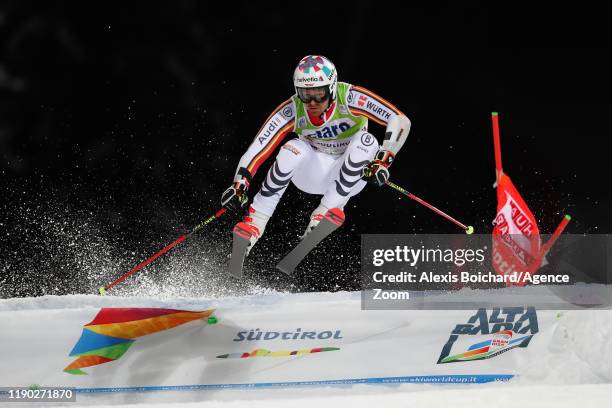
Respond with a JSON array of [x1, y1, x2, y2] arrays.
[[296, 77, 322, 85], [437, 307, 538, 364]]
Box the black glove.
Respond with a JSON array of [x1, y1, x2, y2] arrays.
[[221, 179, 249, 213], [362, 150, 394, 186]]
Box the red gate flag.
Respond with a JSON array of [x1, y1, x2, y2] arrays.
[[492, 172, 543, 282], [490, 113, 570, 286]]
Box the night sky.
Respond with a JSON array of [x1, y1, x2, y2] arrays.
[[1, 2, 610, 296]]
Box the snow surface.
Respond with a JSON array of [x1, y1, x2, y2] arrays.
[[1, 288, 612, 407]]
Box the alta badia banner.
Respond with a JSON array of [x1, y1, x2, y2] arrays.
[[0, 291, 597, 393]]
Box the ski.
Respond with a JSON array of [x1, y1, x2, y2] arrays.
[[228, 223, 255, 278], [276, 208, 345, 275]]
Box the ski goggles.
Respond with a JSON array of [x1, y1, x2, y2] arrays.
[[297, 86, 330, 104]]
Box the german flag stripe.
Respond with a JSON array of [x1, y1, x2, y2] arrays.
[[246, 122, 295, 175], [349, 108, 387, 126], [351, 85, 402, 116], [254, 98, 293, 136]]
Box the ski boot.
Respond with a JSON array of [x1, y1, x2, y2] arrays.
[[229, 206, 270, 278], [301, 203, 329, 239]]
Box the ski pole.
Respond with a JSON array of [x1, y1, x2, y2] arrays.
[[98, 207, 227, 295], [385, 180, 474, 234]]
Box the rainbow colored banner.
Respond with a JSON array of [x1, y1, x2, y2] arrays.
[[439, 331, 533, 363], [64, 308, 215, 375], [217, 347, 339, 359]]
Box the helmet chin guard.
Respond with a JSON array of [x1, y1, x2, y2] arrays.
[[293, 55, 338, 101]]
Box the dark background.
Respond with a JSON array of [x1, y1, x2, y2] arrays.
[[1, 1, 610, 297]]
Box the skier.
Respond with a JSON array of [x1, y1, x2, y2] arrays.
[[221, 55, 411, 273]]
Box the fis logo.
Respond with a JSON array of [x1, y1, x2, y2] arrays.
[[302, 119, 355, 139], [437, 307, 538, 364], [281, 105, 294, 119]]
